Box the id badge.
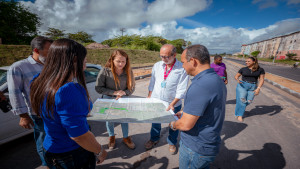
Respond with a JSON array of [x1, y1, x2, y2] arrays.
[[161, 81, 166, 88]]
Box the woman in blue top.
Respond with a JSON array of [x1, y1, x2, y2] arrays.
[[30, 39, 107, 168]]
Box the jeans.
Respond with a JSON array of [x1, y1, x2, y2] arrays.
[[30, 115, 47, 166], [234, 81, 257, 117], [102, 94, 130, 138], [150, 105, 181, 145], [179, 141, 215, 169], [45, 147, 96, 169], [106, 122, 129, 138]]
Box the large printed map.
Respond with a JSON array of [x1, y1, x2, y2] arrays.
[[88, 98, 177, 123]]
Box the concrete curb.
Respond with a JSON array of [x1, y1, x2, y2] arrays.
[[135, 74, 151, 80], [264, 78, 300, 99], [225, 60, 300, 99]]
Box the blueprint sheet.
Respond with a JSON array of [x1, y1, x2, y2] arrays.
[[88, 98, 178, 123]]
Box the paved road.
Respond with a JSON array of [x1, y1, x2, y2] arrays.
[[1, 63, 300, 169], [225, 58, 300, 82]]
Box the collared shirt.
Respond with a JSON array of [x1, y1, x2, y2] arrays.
[[7, 56, 43, 115], [95, 67, 135, 96], [181, 68, 227, 156], [148, 59, 189, 107]]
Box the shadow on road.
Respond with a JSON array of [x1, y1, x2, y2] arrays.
[[226, 99, 236, 105], [213, 121, 286, 169], [244, 105, 283, 119]]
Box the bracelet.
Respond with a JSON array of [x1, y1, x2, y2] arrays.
[[95, 145, 103, 158]]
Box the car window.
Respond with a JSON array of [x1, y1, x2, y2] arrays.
[[84, 67, 100, 83], [0, 70, 7, 87]]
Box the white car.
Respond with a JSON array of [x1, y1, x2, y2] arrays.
[[0, 64, 102, 145]]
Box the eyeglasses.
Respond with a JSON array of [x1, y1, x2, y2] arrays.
[[159, 55, 172, 59]]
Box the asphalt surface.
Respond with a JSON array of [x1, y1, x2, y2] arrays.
[[225, 58, 300, 82], [1, 63, 300, 169]]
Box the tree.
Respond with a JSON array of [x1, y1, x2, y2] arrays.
[[0, 0, 40, 44], [286, 52, 297, 60], [44, 27, 65, 40], [68, 31, 95, 43], [251, 51, 260, 57]]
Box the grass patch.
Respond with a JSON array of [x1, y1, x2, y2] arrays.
[[258, 58, 297, 66], [0, 45, 162, 67]]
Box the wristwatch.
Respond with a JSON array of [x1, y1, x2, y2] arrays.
[[170, 121, 177, 131], [95, 145, 103, 160]]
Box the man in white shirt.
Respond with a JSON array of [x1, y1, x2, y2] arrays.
[[145, 44, 189, 154]]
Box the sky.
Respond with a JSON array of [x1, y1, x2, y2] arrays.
[[19, 0, 300, 54]]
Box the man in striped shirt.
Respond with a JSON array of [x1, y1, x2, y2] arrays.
[[7, 36, 53, 167]]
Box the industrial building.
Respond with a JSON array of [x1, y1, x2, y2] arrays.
[[241, 31, 300, 60]]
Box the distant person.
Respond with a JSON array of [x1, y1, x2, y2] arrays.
[[30, 39, 107, 168], [145, 44, 189, 154], [95, 49, 136, 150], [234, 56, 265, 122], [7, 36, 53, 167], [210, 55, 228, 84], [169, 45, 227, 169]]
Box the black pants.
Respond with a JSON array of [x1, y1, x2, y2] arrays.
[[45, 147, 96, 169]]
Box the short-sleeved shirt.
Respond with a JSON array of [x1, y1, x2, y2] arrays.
[[148, 59, 189, 107], [181, 68, 227, 156], [41, 82, 92, 153], [210, 62, 226, 77], [238, 67, 265, 83]]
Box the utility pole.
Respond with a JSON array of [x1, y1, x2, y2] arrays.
[[120, 28, 126, 36]]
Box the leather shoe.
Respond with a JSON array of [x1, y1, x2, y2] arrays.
[[123, 136, 136, 149], [108, 136, 115, 150], [144, 140, 159, 150]]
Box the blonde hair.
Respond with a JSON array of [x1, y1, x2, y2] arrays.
[[105, 50, 135, 91]]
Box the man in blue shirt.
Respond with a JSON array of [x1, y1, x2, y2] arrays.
[[169, 45, 227, 169], [8, 36, 53, 167]]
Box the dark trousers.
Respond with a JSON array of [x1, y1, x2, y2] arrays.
[[45, 147, 96, 169]]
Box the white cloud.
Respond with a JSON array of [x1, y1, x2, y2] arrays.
[[101, 18, 300, 54], [21, 0, 211, 32], [252, 0, 278, 9], [19, 0, 300, 54]]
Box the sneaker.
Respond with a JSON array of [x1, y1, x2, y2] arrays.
[[108, 136, 115, 150], [144, 140, 159, 150], [169, 145, 176, 155], [122, 136, 135, 149]]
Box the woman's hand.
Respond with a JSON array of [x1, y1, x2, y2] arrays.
[[113, 90, 126, 100], [96, 149, 107, 165], [253, 88, 260, 95]]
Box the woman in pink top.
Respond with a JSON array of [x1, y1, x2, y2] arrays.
[[210, 55, 228, 84]]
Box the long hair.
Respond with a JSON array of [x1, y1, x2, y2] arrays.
[[249, 56, 260, 72], [30, 39, 90, 118], [104, 49, 134, 92]]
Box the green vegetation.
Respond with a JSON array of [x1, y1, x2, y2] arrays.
[[286, 52, 297, 60], [0, 0, 40, 44], [101, 35, 191, 53], [251, 51, 260, 57], [44, 27, 95, 43], [0, 45, 162, 66], [258, 58, 297, 65]]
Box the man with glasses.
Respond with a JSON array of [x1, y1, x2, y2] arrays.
[[145, 44, 189, 154]]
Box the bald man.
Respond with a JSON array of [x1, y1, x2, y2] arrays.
[[145, 44, 189, 154]]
